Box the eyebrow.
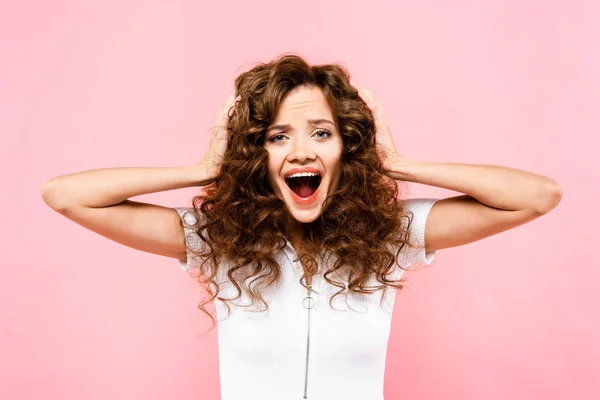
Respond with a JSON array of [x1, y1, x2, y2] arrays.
[[266, 119, 335, 133]]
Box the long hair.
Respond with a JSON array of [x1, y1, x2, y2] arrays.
[[184, 54, 417, 331]]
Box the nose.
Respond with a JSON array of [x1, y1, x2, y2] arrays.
[[287, 135, 316, 163]]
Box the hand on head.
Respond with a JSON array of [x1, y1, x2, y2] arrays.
[[199, 94, 242, 179], [349, 80, 404, 172]]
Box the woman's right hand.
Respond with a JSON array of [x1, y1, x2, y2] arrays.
[[198, 93, 241, 180]]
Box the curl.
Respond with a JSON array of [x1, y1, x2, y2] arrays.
[[183, 54, 419, 332]]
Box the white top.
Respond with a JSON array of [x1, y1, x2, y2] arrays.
[[175, 198, 438, 400]]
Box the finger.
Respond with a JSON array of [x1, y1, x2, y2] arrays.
[[363, 89, 377, 103], [228, 94, 242, 116], [218, 94, 237, 123], [350, 79, 368, 96], [226, 94, 241, 111], [350, 81, 384, 117], [352, 83, 371, 104], [223, 95, 235, 113], [352, 82, 375, 104], [217, 97, 230, 118], [230, 95, 242, 115], [359, 91, 377, 109], [222, 94, 236, 110], [362, 90, 380, 111]]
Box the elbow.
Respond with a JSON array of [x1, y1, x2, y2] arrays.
[[41, 178, 70, 213], [534, 178, 563, 215]]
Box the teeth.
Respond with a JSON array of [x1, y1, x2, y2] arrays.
[[286, 172, 320, 178]]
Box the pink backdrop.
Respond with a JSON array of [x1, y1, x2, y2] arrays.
[[1, 1, 598, 399]]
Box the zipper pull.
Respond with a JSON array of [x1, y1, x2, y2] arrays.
[[303, 283, 313, 399], [302, 285, 315, 309]]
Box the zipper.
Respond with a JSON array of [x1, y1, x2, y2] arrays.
[[302, 283, 314, 399], [286, 241, 315, 399]]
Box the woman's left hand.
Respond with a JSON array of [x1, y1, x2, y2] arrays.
[[350, 80, 405, 172]]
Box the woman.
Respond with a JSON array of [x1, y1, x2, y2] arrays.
[[41, 54, 562, 400]]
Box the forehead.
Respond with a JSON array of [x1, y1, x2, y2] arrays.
[[272, 86, 333, 123]]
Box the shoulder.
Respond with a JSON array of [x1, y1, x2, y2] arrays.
[[400, 198, 439, 233], [402, 198, 439, 215], [396, 198, 440, 267], [175, 207, 203, 227]]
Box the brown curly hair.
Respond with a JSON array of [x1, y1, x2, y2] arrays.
[[184, 54, 418, 331]]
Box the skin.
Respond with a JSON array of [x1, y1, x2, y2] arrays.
[[349, 80, 563, 253], [263, 85, 343, 243], [40, 79, 562, 278]]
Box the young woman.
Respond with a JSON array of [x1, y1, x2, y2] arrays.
[[41, 54, 562, 400]]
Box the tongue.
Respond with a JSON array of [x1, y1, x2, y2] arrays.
[[293, 177, 316, 198]]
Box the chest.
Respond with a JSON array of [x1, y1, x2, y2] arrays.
[[211, 248, 400, 349], [211, 248, 402, 398]]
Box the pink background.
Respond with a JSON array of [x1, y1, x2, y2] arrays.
[[1, 1, 598, 399]]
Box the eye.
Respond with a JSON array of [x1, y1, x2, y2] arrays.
[[268, 134, 287, 143], [314, 129, 332, 140]]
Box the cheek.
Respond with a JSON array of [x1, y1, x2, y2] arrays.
[[327, 153, 343, 187], [330, 139, 343, 167], [324, 149, 343, 172], [331, 162, 343, 187]]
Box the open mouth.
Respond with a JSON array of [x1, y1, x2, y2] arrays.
[[284, 174, 322, 198]]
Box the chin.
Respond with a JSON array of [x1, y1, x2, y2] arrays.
[[286, 206, 323, 223]]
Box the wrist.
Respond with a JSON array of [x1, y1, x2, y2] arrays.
[[387, 156, 418, 182], [188, 162, 217, 185]]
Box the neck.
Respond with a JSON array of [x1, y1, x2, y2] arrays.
[[284, 215, 307, 247], [286, 223, 303, 243]]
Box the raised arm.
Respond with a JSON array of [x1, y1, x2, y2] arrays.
[[349, 80, 562, 253], [41, 165, 211, 261], [41, 93, 240, 262], [388, 159, 562, 252]]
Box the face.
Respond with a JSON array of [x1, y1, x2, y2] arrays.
[[263, 85, 343, 224]]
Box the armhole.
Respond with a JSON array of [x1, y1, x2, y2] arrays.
[[174, 207, 206, 274], [396, 198, 439, 268]]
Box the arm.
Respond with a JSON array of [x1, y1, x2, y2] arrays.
[[41, 165, 212, 260], [388, 157, 563, 252], [348, 80, 563, 253], [41, 93, 239, 262]]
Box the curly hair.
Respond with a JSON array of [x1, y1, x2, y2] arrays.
[[183, 54, 418, 331]]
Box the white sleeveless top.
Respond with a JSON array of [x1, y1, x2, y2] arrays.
[[175, 198, 438, 400]]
